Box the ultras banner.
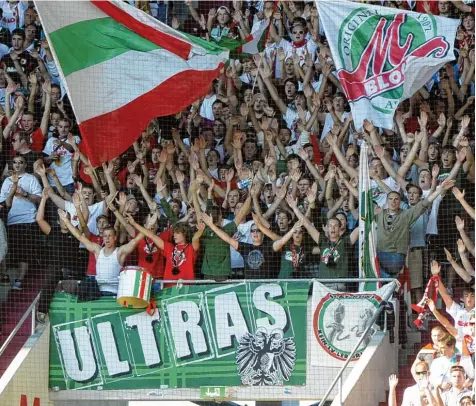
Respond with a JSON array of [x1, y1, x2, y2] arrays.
[[48, 281, 309, 390]]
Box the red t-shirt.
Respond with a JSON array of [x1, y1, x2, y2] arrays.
[[163, 242, 197, 283], [30, 128, 45, 152], [137, 229, 171, 278], [87, 234, 103, 276]]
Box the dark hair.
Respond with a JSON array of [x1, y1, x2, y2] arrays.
[[11, 28, 25, 40], [12, 153, 25, 163], [171, 222, 192, 242], [462, 284, 474, 295], [286, 153, 300, 162], [291, 17, 307, 29], [327, 217, 342, 227], [96, 215, 108, 223], [14, 131, 30, 144], [284, 78, 298, 88], [208, 206, 222, 225]]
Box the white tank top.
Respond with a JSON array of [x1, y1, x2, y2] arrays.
[[96, 248, 121, 294]]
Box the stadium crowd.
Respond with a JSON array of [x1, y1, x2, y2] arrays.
[[0, 0, 473, 404]]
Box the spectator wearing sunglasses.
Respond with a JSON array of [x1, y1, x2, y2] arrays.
[[400, 361, 434, 406]]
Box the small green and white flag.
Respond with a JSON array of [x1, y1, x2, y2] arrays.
[[358, 141, 381, 292]]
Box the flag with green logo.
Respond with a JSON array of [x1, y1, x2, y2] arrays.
[[358, 142, 380, 291], [316, 0, 459, 130]]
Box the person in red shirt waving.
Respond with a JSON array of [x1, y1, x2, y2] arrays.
[[125, 213, 205, 285]]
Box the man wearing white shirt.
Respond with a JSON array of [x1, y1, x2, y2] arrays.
[[0, 154, 41, 290], [43, 118, 80, 194], [430, 335, 474, 389]]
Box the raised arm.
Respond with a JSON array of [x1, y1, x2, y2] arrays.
[[233, 192, 251, 226], [36, 187, 51, 235], [107, 199, 136, 238], [273, 218, 303, 252], [286, 194, 320, 245], [191, 221, 205, 251], [260, 62, 288, 115], [59, 209, 101, 254], [427, 299, 458, 337], [455, 216, 475, 256], [433, 261, 454, 309], [118, 230, 145, 264], [201, 212, 238, 249], [125, 213, 164, 250], [452, 187, 475, 220], [326, 133, 358, 179]]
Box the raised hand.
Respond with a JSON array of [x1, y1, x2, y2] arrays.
[[116, 191, 127, 208], [432, 163, 440, 179], [102, 161, 114, 176], [11, 170, 19, 184], [58, 209, 69, 221], [443, 247, 453, 263], [455, 215, 465, 231], [457, 147, 467, 163], [286, 193, 298, 209], [201, 212, 213, 226], [426, 298, 436, 313], [290, 168, 301, 183], [437, 113, 446, 128], [461, 115, 471, 130], [431, 260, 441, 275], [388, 374, 399, 389]]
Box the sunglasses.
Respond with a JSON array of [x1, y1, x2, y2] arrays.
[[415, 371, 428, 376], [251, 229, 261, 233], [292, 30, 304, 35]]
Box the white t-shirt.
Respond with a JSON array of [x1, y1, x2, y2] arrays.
[[0, 0, 28, 33], [283, 107, 311, 141], [230, 220, 253, 269], [278, 38, 318, 66], [0, 173, 42, 225], [401, 384, 423, 406], [64, 200, 105, 236], [430, 355, 474, 386], [447, 301, 474, 352], [320, 111, 352, 143], [43, 136, 81, 187], [199, 94, 217, 121], [371, 177, 399, 208]]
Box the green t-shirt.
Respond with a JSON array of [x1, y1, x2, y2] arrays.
[[278, 243, 311, 279], [318, 235, 351, 279], [201, 221, 237, 277]]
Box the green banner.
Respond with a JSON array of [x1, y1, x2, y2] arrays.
[[49, 282, 309, 390]]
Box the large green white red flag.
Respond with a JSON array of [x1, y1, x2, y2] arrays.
[[316, 0, 459, 130], [35, 1, 228, 166], [358, 142, 380, 292]]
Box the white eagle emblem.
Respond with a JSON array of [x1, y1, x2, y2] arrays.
[[235, 327, 296, 386]]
